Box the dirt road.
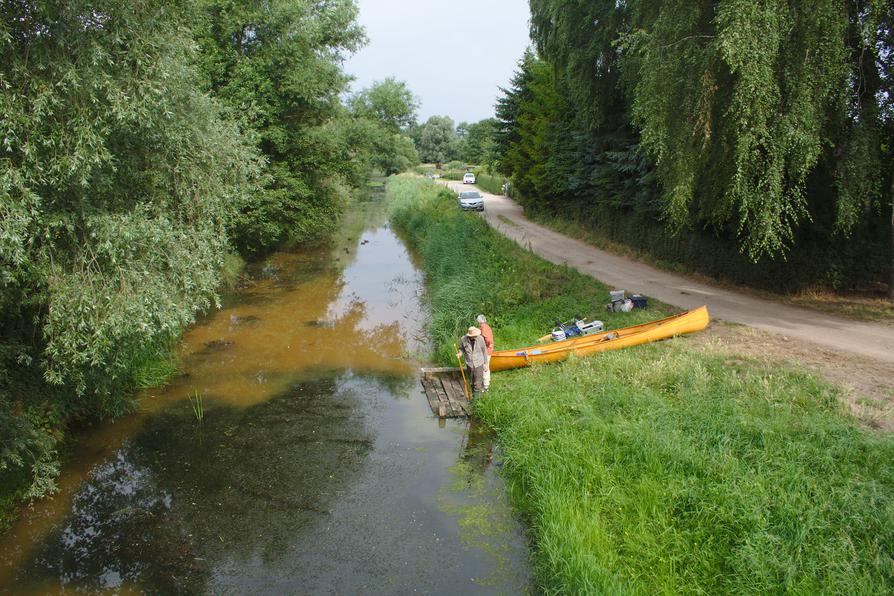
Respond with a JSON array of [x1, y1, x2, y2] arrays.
[[448, 182, 894, 365]]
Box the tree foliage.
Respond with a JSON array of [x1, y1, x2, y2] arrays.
[[340, 78, 420, 176], [0, 0, 424, 505], [349, 77, 419, 133], [623, 0, 853, 258], [498, 0, 892, 288], [1, 0, 257, 496], [456, 118, 499, 166], [495, 50, 537, 175], [192, 0, 365, 252], [0, 0, 425, 509], [411, 115, 460, 165]]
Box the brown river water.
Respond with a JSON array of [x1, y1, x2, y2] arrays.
[[0, 193, 532, 594]]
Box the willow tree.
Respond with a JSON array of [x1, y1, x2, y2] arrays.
[[529, 0, 628, 129], [341, 79, 420, 176], [529, 0, 893, 287], [1, 0, 256, 496], [192, 0, 365, 252]]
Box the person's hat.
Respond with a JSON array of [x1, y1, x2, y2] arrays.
[[467, 326, 481, 337]]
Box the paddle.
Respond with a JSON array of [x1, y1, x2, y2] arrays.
[[454, 342, 471, 401]]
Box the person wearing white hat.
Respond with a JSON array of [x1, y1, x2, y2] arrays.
[[457, 326, 488, 397]]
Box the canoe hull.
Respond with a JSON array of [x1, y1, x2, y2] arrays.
[[489, 306, 710, 372]]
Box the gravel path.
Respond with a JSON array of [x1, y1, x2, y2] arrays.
[[447, 181, 894, 365]]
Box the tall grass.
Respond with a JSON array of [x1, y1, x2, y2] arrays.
[[219, 251, 246, 291], [388, 174, 894, 593], [473, 170, 506, 195], [130, 339, 179, 391], [388, 175, 658, 365]]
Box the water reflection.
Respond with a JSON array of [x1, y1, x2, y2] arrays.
[[167, 236, 423, 408], [438, 422, 529, 589], [17, 374, 379, 593], [0, 193, 531, 594], [40, 452, 202, 592]]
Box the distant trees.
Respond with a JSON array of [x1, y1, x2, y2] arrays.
[[456, 118, 499, 166], [349, 77, 419, 133], [341, 78, 421, 176], [410, 115, 500, 167], [497, 1, 892, 294], [411, 115, 459, 165]]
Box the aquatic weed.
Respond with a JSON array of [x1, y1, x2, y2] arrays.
[[188, 390, 205, 423]]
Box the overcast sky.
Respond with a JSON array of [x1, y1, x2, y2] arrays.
[[343, 0, 532, 125]]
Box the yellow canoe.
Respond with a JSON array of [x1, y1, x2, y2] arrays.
[[489, 306, 710, 372]]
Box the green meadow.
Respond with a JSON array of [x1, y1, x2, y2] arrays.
[[388, 174, 894, 594]]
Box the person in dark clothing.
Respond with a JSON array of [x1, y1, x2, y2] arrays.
[[457, 326, 488, 397]]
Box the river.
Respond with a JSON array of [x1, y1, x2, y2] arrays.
[[0, 191, 532, 594]]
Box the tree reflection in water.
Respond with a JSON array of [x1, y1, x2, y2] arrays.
[[16, 373, 379, 593]]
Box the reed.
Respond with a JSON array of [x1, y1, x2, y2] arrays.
[[188, 389, 204, 423]]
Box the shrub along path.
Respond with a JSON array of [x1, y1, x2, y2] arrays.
[[445, 182, 894, 364]]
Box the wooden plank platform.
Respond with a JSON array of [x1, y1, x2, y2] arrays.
[[421, 367, 472, 418]]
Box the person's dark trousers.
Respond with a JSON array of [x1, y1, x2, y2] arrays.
[[469, 364, 485, 397]]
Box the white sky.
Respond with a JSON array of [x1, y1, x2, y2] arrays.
[[343, 0, 532, 125]]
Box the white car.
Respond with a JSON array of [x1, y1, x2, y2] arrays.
[[462, 172, 476, 184]]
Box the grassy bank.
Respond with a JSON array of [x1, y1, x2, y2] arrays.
[[388, 174, 894, 593], [388, 176, 662, 364]]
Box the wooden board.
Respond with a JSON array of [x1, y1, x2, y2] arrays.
[[421, 379, 440, 413], [420, 367, 472, 418]]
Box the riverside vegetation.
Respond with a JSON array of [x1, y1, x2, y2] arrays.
[[388, 174, 894, 593], [492, 2, 893, 298], [0, 0, 421, 529]]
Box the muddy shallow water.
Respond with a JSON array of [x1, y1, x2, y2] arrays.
[[0, 197, 532, 594]]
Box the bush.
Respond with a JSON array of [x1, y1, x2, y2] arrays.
[[523, 197, 890, 293], [473, 170, 506, 195], [0, 0, 254, 512]]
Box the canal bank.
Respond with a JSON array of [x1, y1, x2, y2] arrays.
[[0, 192, 532, 593], [389, 174, 894, 594]]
